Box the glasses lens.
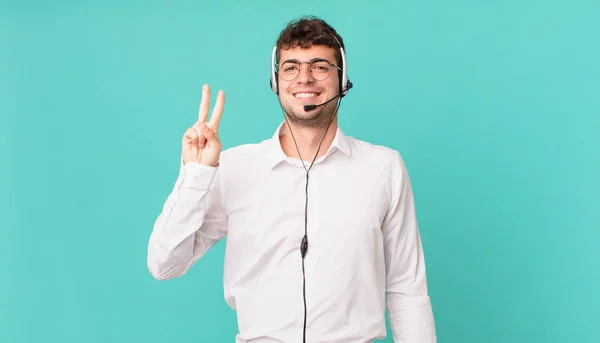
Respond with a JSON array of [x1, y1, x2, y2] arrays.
[[310, 60, 331, 80], [279, 60, 332, 81], [279, 62, 300, 81]]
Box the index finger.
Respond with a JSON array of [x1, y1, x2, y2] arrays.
[[198, 84, 210, 122], [209, 90, 225, 130]]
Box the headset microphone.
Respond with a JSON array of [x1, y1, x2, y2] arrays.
[[303, 91, 342, 111], [303, 81, 353, 111]]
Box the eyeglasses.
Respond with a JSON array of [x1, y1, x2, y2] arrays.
[[277, 58, 342, 81]]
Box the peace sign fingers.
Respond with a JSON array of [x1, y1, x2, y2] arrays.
[[197, 84, 225, 131], [183, 84, 226, 167]]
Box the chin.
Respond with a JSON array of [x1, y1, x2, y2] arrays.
[[292, 106, 320, 119], [286, 105, 336, 128]]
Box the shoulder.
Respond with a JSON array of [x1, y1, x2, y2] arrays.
[[343, 134, 412, 192], [346, 136, 415, 203], [346, 135, 407, 170]]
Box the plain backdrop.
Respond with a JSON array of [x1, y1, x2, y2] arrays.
[[1, 0, 599, 342]]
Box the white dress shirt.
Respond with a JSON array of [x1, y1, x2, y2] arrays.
[[147, 122, 437, 343]]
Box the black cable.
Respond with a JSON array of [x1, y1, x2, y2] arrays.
[[280, 100, 341, 343]]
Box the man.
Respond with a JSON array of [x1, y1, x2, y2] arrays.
[[147, 16, 437, 343]]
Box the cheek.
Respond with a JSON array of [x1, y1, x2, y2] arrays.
[[325, 74, 340, 91], [280, 81, 293, 94]]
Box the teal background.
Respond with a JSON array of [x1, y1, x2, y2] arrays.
[[2, 0, 599, 342]]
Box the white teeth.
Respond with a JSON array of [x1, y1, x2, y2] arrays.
[[294, 92, 317, 98]]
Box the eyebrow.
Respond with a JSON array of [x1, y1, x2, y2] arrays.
[[280, 57, 330, 64]]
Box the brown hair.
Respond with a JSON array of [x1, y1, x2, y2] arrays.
[[275, 16, 345, 68]]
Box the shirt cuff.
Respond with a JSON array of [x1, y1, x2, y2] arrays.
[[387, 295, 437, 342], [180, 160, 219, 190]]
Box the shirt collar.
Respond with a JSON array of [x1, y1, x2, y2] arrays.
[[267, 121, 351, 169]]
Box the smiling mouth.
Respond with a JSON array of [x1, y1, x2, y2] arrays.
[[293, 92, 321, 99]]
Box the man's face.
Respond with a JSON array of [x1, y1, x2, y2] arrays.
[[277, 45, 340, 128]]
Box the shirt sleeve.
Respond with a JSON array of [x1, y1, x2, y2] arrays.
[[147, 159, 228, 280], [382, 152, 437, 343]]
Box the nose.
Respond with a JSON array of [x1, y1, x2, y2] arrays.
[[296, 63, 315, 84]]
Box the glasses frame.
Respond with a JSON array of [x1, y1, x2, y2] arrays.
[[276, 58, 343, 82]]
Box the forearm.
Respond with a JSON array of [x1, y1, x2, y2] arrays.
[[147, 162, 220, 280], [387, 293, 437, 343]]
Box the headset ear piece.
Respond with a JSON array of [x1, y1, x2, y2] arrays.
[[340, 80, 352, 97], [270, 73, 279, 94], [270, 46, 278, 94]]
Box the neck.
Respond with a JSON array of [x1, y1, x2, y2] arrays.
[[280, 118, 338, 162]]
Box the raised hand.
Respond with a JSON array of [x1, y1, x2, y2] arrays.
[[182, 84, 225, 167]]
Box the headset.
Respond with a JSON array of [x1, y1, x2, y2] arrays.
[[268, 33, 352, 343]]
